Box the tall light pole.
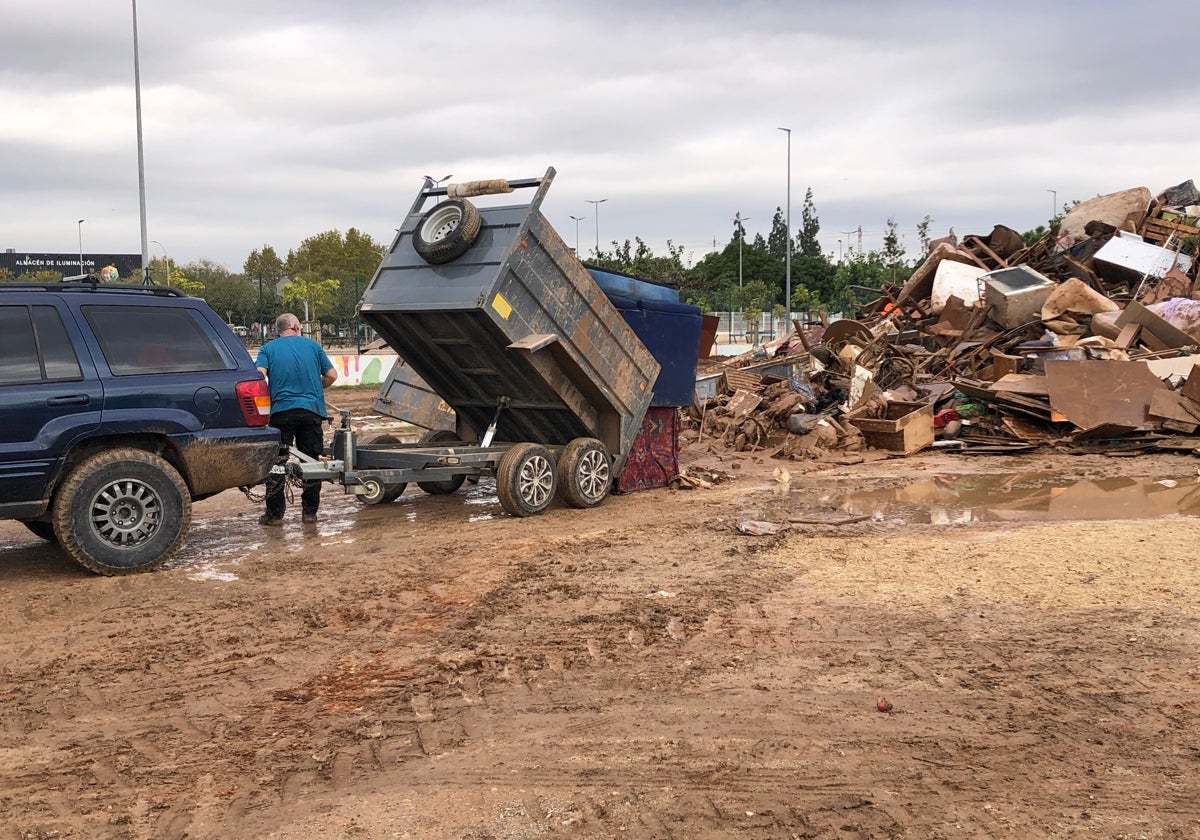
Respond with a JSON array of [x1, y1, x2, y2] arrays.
[[77, 219, 85, 276], [151, 239, 169, 283], [568, 215, 585, 254], [778, 127, 792, 322], [585, 198, 607, 254], [1047, 188, 1057, 220], [132, 0, 150, 285], [424, 173, 453, 203], [733, 212, 751, 288]]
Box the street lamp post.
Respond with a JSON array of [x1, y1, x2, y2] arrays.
[[585, 199, 607, 255], [132, 0, 150, 285], [733, 212, 751, 290], [150, 239, 169, 284], [568, 215, 585, 254], [778, 127, 792, 323], [423, 174, 453, 203], [77, 219, 85, 276], [1047, 188, 1057, 220]]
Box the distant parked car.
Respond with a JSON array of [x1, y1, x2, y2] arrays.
[[0, 282, 281, 574]]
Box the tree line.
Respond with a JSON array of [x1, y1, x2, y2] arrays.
[[1, 190, 1058, 330], [0, 228, 386, 334], [584, 189, 946, 321]]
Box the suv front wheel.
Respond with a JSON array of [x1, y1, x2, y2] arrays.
[[53, 448, 192, 575]]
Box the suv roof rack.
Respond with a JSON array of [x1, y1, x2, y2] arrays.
[[2, 282, 186, 297]]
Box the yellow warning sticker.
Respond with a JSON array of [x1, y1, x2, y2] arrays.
[[491, 292, 513, 320]]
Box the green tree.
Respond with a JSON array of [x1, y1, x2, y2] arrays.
[[281, 276, 340, 323], [798, 188, 822, 258], [590, 237, 689, 287], [245, 246, 286, 288], [835, 249, 893, 313], [186, 260, 256, 325], [163, 265, 205, 296], [0, 268, 15, 282], [881, 217, 906, 284], [916, 214, 933, 258], [286, 228, 385, 326], [733, 279, 771, 314], [244, 246, 286, 330], [766, 207, 788, 268], [14, 270, 63, 283]]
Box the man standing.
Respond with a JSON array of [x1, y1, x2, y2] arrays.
[[255, 313, 337, 525]]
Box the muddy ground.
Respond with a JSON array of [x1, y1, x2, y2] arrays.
[[3, 386, 1200, 839]]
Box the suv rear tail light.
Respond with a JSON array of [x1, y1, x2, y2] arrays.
[[235, 379, 271, 426]]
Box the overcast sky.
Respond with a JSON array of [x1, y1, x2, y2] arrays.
[[3, 1, 1198, 274]]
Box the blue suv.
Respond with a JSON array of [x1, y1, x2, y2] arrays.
[[0, 282, 281, 574]]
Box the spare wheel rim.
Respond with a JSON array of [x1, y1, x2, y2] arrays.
[[424, 205, 462, 242]]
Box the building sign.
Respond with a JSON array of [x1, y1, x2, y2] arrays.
[[0, 252, 143, 279]]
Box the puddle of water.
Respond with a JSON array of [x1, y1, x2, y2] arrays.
[[827, 472, 1200, 524], [464, 478, 501, 522], [167, 517, 257, 580]]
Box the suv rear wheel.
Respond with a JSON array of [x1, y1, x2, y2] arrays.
[[52, 448, 192, 575]]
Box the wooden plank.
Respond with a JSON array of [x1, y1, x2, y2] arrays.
[[990, 373, 1050, 396], [1115, 323, 1141, 350], [1181, 365, 1200, 403], [1045, 359, 1168, 429], [1115, 300, 1196, 350]]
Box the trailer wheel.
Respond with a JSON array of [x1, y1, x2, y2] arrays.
[[358, 476, 407, 505], [496, 443, 557, 517], [416, 429, 468, 495], [412, 199, 482, 265], [558, 438, 612, 509], [52, 448, 191, 575]]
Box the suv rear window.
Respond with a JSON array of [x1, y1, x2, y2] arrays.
[[83, 305, 232, 375], [0, 305, 83, 385]]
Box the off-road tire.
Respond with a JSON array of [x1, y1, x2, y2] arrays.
[[495, 443, 556, 517], [557, 438, 612, 509], [52, 448, 191, 575], [21, 521, 57, 542], [412, 199, 482, 264], [416, 429, 468, 495]]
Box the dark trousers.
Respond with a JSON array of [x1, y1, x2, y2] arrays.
[[266, 409, 325, 517]]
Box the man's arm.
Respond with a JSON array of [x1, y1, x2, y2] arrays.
[[257, 366, 269, 378], [322, 367, 337, 389]]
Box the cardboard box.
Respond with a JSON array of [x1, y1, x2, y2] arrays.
[[846, 400, 934, 455]]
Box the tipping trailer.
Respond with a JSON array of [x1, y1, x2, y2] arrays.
[[291, 168, 661, 516]]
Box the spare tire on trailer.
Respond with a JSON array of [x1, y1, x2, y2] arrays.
[[412, 198, 482, 264]]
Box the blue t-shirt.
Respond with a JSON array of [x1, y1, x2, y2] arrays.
[[255, 336, 335, 418]]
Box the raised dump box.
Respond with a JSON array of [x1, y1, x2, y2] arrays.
[[358, 168, 659, 472]]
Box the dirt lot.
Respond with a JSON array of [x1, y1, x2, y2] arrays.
[[3, 386, 1200, 839]]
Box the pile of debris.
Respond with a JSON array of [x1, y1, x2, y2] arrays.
[[685, 179, 1200, 459]]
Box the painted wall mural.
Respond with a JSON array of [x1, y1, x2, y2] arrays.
[[328, 354, 398, 387]]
